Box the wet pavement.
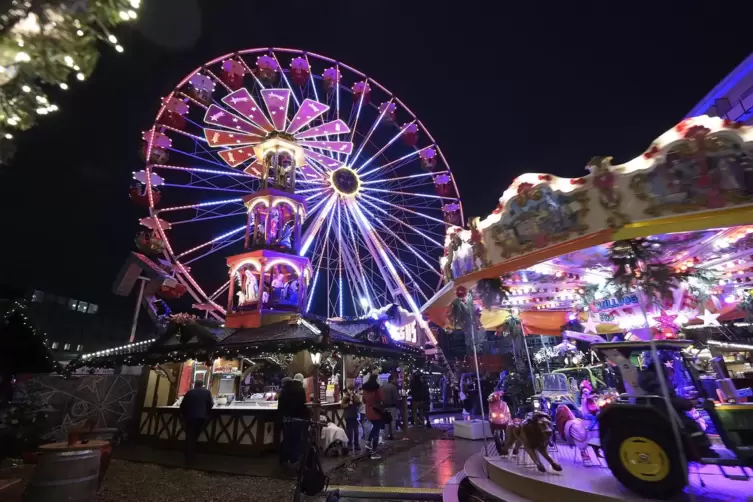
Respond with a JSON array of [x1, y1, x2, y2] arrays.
[[327, 416, 488, 494]]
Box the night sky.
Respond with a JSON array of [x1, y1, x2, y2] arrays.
[[1, 0, 751, 305]]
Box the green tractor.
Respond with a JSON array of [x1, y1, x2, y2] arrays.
[[592, 340, 753, 499]]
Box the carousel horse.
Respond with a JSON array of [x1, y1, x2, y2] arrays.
[[500, 411, 562, 473], [555, 405, 591, 462]]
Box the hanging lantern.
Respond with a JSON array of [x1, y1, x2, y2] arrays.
[[290, 57, 310, 86], [141, 130, 171, 164], [135, 231, 165, 255], [443, 202, 461, 226], [434, 173, 452, 197], [256, 55, 279, 85], [187, 73, 214, 105], [322, 67, 341, 93], [129, 184, 161, 207], [352, 81, 371, 104], [159, 97, 188, 130], [379, 102, 396, 125], [402, 123, 418, 147], [220, 59, 245, 90], [420, 147, 437, 171], [158, 283, 188, 300]]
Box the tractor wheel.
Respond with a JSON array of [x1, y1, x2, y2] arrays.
[[603, 422, 686, 500]]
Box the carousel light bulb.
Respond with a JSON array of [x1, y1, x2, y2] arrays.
[[59, 83, 68, 90], [129, 0, 141, 8], [7, 118, 17, 126], [15, 51, 30, 62], [127, 10, 138, 19], [76, 72, 85, 81], [21, 85, 30, 92], [64, 55, 74, 66], [119, 11, 129, 20], [115, 45, 124, 53], [4, 133, 12, 139], [108, 35, 118, 44], [77, 30, 84, 36], [17, 40, 24, 47]]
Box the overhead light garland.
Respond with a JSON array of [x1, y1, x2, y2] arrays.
[[0, 0, 143, 163]]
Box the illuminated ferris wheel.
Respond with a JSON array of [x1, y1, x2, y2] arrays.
[[132, 48, 463, 320]]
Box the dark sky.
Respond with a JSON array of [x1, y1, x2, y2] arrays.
[[1, 0, 752, 303]]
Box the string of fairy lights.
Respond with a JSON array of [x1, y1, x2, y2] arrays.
[[0, 0, 143, 162], [2, 300, 63, 373]]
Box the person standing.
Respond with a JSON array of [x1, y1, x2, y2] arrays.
[[278, 373, 309, 466], [382, 375, 400, 440], [410, 372, 426, 427], [361, 374, 385, 460], [179, 381, 214, 464], [340, 385, 361, 453]]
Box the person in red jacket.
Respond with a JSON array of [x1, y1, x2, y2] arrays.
[[361, 373, 385, 460]]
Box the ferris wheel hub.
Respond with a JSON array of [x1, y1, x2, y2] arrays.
[[330, 167, 361, 198]]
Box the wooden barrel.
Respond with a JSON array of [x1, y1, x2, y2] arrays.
[[23, 448, 101, 502]]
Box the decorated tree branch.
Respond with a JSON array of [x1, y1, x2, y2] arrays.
[[0, 0, 143, 163]]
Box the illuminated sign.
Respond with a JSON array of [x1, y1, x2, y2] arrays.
[[386, 321, 418, 344], [593, 295, 639, 312]]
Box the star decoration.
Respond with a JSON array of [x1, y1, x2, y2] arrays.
[[582, 314, 599, 334], [664, 360, 674, 369], [698, 309, 720, 326], [653, 310, 678, 331], [674, 313, 689, 327]]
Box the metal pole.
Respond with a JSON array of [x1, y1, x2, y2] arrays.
[[129, 278, 147, 343], [469, 315, 490, 456]]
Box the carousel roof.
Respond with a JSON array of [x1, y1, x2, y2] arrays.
[[427, 115, 753, 336]]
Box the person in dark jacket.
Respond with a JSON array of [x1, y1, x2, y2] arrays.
[[410, 373, 430, 427], [341, 385, 361, 452], [382, 375, 400, 439], [278, 373, 309, 465], [180, 381, 214, 464]]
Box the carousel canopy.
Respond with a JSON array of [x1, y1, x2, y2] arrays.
[[426, 116, 753, 337]]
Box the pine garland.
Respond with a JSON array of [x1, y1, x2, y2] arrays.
[[475, 276, 510, 309], [0, 0, 143, 163]]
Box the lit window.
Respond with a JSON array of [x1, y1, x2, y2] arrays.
[[87, 304, 98, 315], [51, 342, 59, 350], [63, 343, 71, 351], [76, 344, 83, 352], [68, 299, 78, 310], [77, 301, 88, 313], [32, 290, 44, 302]]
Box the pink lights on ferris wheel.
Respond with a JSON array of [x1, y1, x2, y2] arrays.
[[135, 48, 461, 322]]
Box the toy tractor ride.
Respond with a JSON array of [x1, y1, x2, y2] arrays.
[[592, 340, 753, 500]]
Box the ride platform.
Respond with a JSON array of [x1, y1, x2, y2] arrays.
[[458, 447, 752, 502]]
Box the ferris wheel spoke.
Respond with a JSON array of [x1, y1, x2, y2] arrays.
[[346, 98, 392, 168], [270, 53, 301, 108], [168, 146, 238, 170], [336, 203, 344, 317], [160, 183, 252, 195], [209, 281, 230, 302], [300, 193, 337, 256], [360, 170, 443, 185], [236, 56, 267, 90], [167, 205, 247, 226], [354, 120, 415, 174], [371, 230, 433, 304], [362, 186, 457, 201], [156, 197, 244, 214], [176, 91, 209, 111], [305, 201, 336, 313], [176, 225, 247, 260], [359, 193, 447, 226], [358, 143, 430, 180], [358, 197, 444, 248], [343, 80, 368, 164], [183, 234, 245, 266]]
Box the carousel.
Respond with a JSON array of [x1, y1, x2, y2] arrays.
[[427, 116, 753, 501]]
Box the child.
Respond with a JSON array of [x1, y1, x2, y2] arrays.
[[341, 385, 361, 452]]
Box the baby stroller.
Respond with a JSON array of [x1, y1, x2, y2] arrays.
[[319, 416, 349, 457]]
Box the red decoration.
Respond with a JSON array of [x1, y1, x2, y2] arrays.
[[420, 147, 437, 171], [322, 67, 340, 93], [653, 309, 679, 332], [402, 123, 418, 147], [570, 177, 587, 185], [643, 145, 660, 159], [675, 120, 689, 134], [159, 97, 188, 130], [187, 73, 213, 105], [352, 81, 371, 104], [220, 59, 245, 90], [379, 102, 397, 125], [492, 202, 504, 214], [290, 57, 310, 86], [723, 119, 743, 129], [455, 286, 468, 298], [158, 283, 188, 300], [516, 182, 533, 194], [256, 55, 278, 85], [537, 174, 552, 181], [129, 185, 161, 207]]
